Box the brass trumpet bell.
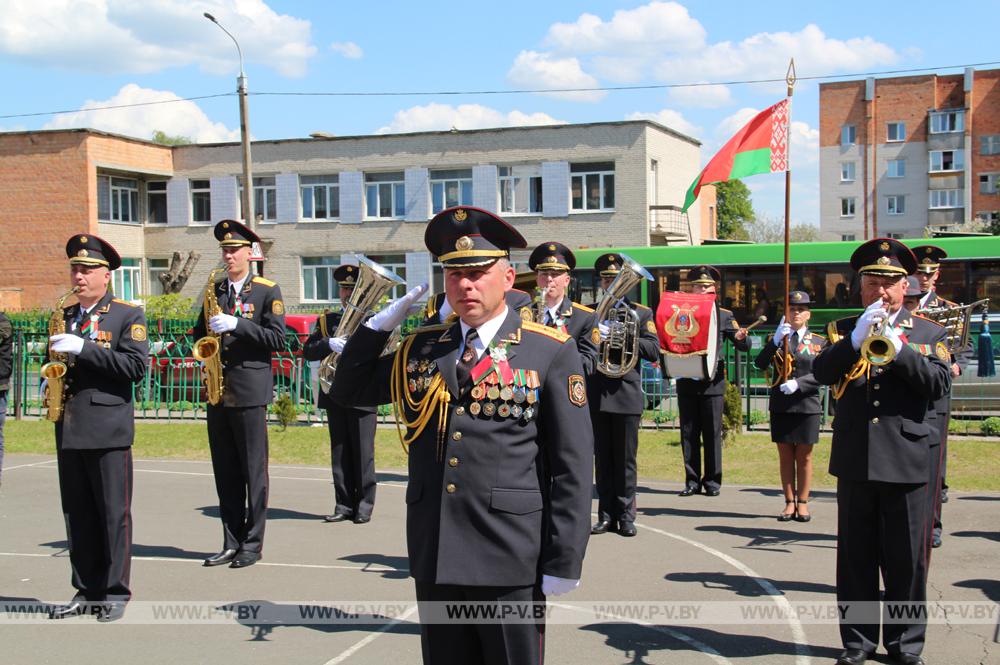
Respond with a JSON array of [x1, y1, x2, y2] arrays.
[[860, 332, 895, 366]]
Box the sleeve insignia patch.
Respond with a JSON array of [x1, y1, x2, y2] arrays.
[[935, 341, 950, 362], [272, 300, 285, 316], [130, 324, 147, 342], [520, 307, 533, 322], [645, 319, 657, 334], [568, 374, 587, 407], [591, 327, 601, 345]]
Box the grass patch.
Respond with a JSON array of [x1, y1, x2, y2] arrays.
[[5, 420, 997, 491]]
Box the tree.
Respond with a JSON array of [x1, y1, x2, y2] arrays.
[[151, 130, 193, 146], [158, 250, 201, 294], [715, 180, 754, 240]]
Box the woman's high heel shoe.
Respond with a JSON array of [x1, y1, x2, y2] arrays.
[[777, 500, 796, 522]]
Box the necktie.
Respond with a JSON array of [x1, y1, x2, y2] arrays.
[[456, 328, 480, 389], [230, 284, 242, 317], [788, 332, 799, 352]]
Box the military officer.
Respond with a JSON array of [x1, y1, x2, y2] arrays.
[[330, 206, 592, 665], [813, 238, 950, 665], [422, 286, 533, 325], [753, 291, 829, 522], [527, 241, 599, 374], [303, 264, 378, 524], [674, 265, 750, 497], [47, 235, 149, 622], [194, 220, 286, 569], [588, 253, 661, 537]]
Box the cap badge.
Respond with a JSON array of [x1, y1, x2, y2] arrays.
[[80, 236, 88, 244], [222, 222, 229, 229], [922, 257, 933, 264], [346, 266, 353, 272], [793, 292, 803, 302], [877, 256, 891, 266], [879, 241, 890, 251], [548, 244, 556, 251], [224, 233, 233, 240], [455, 236, 474, 251], [547, 255, 558, 264], [453, 208, 468, 222], [78, 249, 88, 258], [925, 247, 933, 254]]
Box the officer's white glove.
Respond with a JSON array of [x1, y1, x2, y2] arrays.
[[882, 321, 904, 353], [438, 296, 453, 321], [773, 319, 792, 347], [779, 379, 799, 395], [49, 333, 84, 354], [209, 313, 239, 334], [366, 284, 429, 332], [541, 575, 580, 597], [328, 336, 347, 354], [598, 321, 611, 341], [850, 299, 889, 351]]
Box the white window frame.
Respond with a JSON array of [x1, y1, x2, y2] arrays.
[[147, 258, 169, 296], [146, 180, 167, 225], [887, 122, 905, 142], [240, 176, 277, 224], [365, 172, 406, 220], [365, 253, 408, 300], [190, 179, 212, 224], [112, 258, 142, 302], [929, 110, 964, 134], [980, 134, 1000, 156], [300, 175, 340, 221], [570, 162, 615, 212], [300, 256, 339, 303], [841, 125, 856, 146], [430, 169, 473, 214], [929, 189, 962, 209], [979, 173, 999, 195], [929, 150, 964, 173], [886, 195, 905, 215], [499, 165, 543, 215], [840, 162, 856, 182], [97, 175, 140, 224], [887, 159, 906, 178], [840, 197, 856, 218]]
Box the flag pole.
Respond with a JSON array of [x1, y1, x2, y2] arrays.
[[782, 59, 796, 382]]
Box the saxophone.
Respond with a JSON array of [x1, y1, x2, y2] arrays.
[[192, 268, 225, 405], [41, 287, 79, 422]]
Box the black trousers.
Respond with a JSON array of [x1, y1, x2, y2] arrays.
[[678, 393, 724, 491], [592, 411, 639, 524], [56, 446, 133, 603], [414, 580, 545, 665], [326, 404, 377, 518], [931, 410, 949, 541], [206, 404, 269, 553], [836, 478, 930, 657]]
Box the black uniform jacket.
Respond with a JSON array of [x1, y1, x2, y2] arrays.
[[331, 308, 593, 587], [676, 306, 752, 397], [920, 290, 971, 416], [57, 292, 149, 450], [753, 330, 828, 414], [303, 310, 377, 413], [422, 289, 532, 326], [587, 299, 661, 415], [530, 297, 600, 375], [192, 275, 286, 408], [812, 310, 950, 484], [0, 312, 12, 391]]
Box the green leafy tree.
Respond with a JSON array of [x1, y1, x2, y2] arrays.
[[151, 130, 193, 146], [143, 294, 197, 320], [715, 180, 754, 240]]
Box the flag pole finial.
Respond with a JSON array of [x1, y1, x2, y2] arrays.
[[786, 58, 797, 97]]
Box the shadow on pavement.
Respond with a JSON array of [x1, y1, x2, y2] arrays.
[[639, 506, 764, 520], [228, 599, 421, 641], [664, 570, 836, 596], [694, 525, 835, 552], [950, 530, 1000, 543], [739, 487, 837, 501], [196, 505, 327, 521], [952, 578, 1000, 603], [339, 553, 411, 579]]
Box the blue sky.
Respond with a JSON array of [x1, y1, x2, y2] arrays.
[[2, 0, 997, 226]]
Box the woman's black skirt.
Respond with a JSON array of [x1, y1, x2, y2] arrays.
[[771, 412, 821, 444]]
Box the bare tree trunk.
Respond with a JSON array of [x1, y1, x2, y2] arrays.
[[158, 251, 201, 294]]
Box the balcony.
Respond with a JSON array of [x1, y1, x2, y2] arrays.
[[649, 205, 692, 244]]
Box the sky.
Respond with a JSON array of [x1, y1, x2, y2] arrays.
[[2, 0, 998, 227]]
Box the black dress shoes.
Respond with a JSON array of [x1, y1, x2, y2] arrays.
[[931, 533, 942, 548], [889, 654, 925, 665], [835, 648, 870, 665], [704, 488, 721, 497], [230, 551, 261, 569], [203, 548, 238, 567], [353, 515, 371, 524], [591, 519, 614, 534], [49, 601, 85, 620], [678, 486, 700, 497], [324, 513, 352, 523], [96, 602, 126, 623], [618, 522, 637, 537]]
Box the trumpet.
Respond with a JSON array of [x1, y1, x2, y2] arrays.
[[860, 311, 896, 366]]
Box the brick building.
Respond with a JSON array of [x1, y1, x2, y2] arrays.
[[0, 121, 713, 311], [819, 67, 1000, 240]]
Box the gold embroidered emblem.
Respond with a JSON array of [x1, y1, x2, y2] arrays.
[[664, 303, 699, 343], [568, 374, 586, 407], [925, 247, 933, 254], [877, 256, 891, 266], [453, 208, 468, 222], [645, 319, 657, 335], [80, 236, 88, 244], [792, 292, 803, 302], [879, 241, 890, 251], [922, 257, 933, 264], [548, 244, 556, 251], [520, 307, 533, 322], [591, 327, 600, 345], [130, 324, 147, 342], [222, 221, 230, 229], [455, 236, 474, 251], [935, 342, 950, 362], [224, 232, 233, 240], [78, 249, 88, 257], [272, 300, 285, 316]]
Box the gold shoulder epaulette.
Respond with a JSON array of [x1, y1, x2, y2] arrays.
[[572, 302, 595, 313], [412, 322, 451, 334], [522, 320, 571, 342], [112, 298, 138, 307], [827, 318, 850, 343], [252, 276, 276, 287], [810, 332, 827, 340]]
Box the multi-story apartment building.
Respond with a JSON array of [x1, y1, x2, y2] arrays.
[[819, 67, 1000, 241], [0, 120, 712, 311]]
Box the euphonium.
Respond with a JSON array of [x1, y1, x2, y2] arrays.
[[41, 287, 79, 422], [193, 268, 225, 405], [318, 256, 406, 393], [860, 311, 896, 366], [594, 254, 654, 378], [915, 298, 989, 354]]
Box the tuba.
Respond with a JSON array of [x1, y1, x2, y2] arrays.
[[594, 254, 654, 378], [192, 268, 225, 406], [41, 287, 79, 422], [318, 256, 406, 393], [915, 299, 989, 354]]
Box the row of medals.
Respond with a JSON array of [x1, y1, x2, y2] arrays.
[[467, 374, 538, 422]]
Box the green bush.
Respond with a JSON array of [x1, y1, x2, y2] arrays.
[[143, 294, 197, 320], [981, 417, 1000, 437], [722, 381, 742, 444], [273, 392, 298, 431], [749, 410, 769, 426], [948, 418, 975, 435]]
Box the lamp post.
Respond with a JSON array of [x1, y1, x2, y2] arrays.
[[204, 12, 254, 233]]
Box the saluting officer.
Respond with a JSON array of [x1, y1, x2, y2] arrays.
[[813, 238, 950, 665], [753, 291, 828, 522], [331, 206, 592, 665], [588, 253, 661, 538], [422, 286, 533, 325], [194, 220, 286, 569], [674, 266, 750, 497], [303, 264, 378, 524], [47, 235, 149, 622], [527, 241, 599, 374]]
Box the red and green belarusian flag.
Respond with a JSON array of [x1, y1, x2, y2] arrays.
[[682, 98, 789, 212]]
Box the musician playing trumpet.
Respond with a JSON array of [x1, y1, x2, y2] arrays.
[[753, 291, 828, 522]]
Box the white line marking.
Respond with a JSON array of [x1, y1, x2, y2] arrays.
[[321, 604, 418, 665], [1, 459, 56, 471]]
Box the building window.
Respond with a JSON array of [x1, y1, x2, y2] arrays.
[[887, 233, 904, 239], [929, 110, 964, 134], [887, 159, 906, 178], [148, 258, 169, 296], [112, 258, 142, 302], [929, 189, 962, 209], [240, 176, 277, 223], [365, 172, 405, 219], [980, 135, 1000, 155], [980, 173, 999, 195], [300, 175, 340, 220], [887, 122, 905, 142], [886, 195, 905, 215], [147, 181, 167, 224], [975, 211, 1000, 224], [840, 162, 856, 182], [97, 175, 140, 224], [840, 197, 856, 217], [570, 162, 615, 211], [841, 125, 856, 146], [191, 180, 211, 223], [841, 234, 856, 241], [301, 257, 338, 302], [365, 254, 408, 300], [430, 169, 473, 214], [929, 150, 964, 173], [499, 165, 543, 214]]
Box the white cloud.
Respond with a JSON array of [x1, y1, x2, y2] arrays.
[[375, 104, 565, 135], [330, 41, 362, 59], [43, 84, 240, 143], [543, 2, 705, 55], [667, 83, 731, 108], [625, 109, 700, 139], [0, 0, 316, 77], [506, 51, 605, 102]]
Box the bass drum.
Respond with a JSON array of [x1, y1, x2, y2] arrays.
[[657, 292, 719, 381]]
